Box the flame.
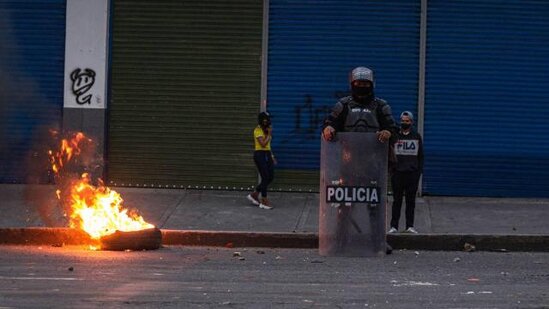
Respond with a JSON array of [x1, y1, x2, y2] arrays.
[[49, 132, 86, 174], [49, 132, 154, 239]]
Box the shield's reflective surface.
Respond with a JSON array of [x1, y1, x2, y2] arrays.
[[320, 132, 388, 256]]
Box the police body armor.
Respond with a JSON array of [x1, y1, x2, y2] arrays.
[[336, 96, 391, 133]]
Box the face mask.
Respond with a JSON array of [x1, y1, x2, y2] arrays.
[[351, 85, 373, 96], [351, 86, 374, 103], [401, 123, 411, 130]]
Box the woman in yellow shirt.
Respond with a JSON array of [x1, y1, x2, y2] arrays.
[[247, 112, 276, 209]]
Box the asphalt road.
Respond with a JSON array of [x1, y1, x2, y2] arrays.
[[0, 245, 547, 308]]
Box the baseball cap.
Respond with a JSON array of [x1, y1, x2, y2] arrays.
[[400, 111, 414, 121]]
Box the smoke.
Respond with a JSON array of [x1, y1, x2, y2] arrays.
[[0, 7, 61, 184], [1, 5, 104, 229], [0, 6, 67, 226], [0, 8, 15, 182]]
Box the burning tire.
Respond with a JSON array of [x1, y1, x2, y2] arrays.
[[100, 228, 162, 251]]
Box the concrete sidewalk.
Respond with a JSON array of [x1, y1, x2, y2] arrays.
[[1, 184, 549, 251]]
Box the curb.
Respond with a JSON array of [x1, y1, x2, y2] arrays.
[[161, 230, 317, 248], [0, 228, 547, 252], [0, 228, 95, 246], [387, 234, 549, 252]]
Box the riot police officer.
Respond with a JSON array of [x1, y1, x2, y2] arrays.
[[321, 67, 398, 254], [322, 66, 397, 142]]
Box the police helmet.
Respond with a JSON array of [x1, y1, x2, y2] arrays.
[[349, 67, 374, 84]]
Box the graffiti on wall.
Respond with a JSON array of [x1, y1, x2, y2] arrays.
[[70, 68, 96, 105], [288, 91, 348, 140], [273, 90, 349, 169]]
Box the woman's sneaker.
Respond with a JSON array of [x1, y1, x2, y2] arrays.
[[387, 227, 398, 234], [246, 192, 260, 206], [259, 198, 273, 210]]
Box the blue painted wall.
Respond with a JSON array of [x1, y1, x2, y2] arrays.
[[0, 0, 65, 183], [267, 0, 420, 170], [424, 0, 549, 197]]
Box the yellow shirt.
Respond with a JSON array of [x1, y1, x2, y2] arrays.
[[254, 126, 271, 151]]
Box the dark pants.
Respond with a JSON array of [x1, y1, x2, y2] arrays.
[[254, 151, 274, 197], [390, 171, 420, 229]]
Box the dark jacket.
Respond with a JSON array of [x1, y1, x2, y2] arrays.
[[392, 129, 423, 173]]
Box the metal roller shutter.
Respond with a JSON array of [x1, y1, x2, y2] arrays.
[[424, 0, 549, 197], [108, 1, 263, 189], [0, 0, 65, 183], [267, 0, 420, 191]]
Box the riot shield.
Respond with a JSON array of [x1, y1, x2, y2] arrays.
[[319, 132, 388, 257]]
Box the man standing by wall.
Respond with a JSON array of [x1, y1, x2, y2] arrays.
[[388, 111, 424, 234]]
